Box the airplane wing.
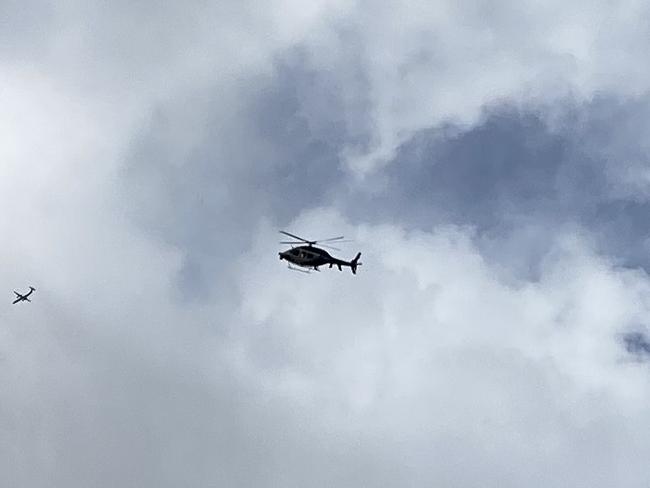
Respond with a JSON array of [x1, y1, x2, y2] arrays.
[[14, 291, 20, 297]]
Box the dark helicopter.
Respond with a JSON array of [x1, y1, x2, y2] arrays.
[[279, 231, 362, 274]]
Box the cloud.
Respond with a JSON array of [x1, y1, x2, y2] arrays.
[[288, 0, 650, 174], [333, 101, 650, 279], [623, 332, 650, 359], [4, 1, 650, 486], [236, 208, 650, 486]]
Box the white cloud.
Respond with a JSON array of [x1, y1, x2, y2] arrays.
[[290, 0, 650, 174], [234, 208, 650, 485]]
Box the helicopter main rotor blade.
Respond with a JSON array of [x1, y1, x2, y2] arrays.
[[323, 239, 354, 244], [279, 231, 311, 243], [280, 239, 351, 245], [315, 236, 345, 242], [280, 231, 354, 247], [280, 242, 342, 251], [280, 239, 353, 245], [320, 244, 341, 251]]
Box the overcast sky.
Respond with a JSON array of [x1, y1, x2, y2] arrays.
[[3, 1, 650, 486]]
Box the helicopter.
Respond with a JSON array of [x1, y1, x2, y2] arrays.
[[279, 231, 362, 274]]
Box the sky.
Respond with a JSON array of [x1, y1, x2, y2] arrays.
[[3, 1, 650, 486]]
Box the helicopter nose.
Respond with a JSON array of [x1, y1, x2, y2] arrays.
[[279, 252, 284, 260]]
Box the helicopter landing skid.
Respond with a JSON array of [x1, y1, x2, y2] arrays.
[[287, 264, 313, 274]]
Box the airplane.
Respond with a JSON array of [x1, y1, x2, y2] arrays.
[[278, 231, 362, 274], [12, 286, 36, 304]]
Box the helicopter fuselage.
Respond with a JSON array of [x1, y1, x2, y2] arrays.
[[279, 245, 338, 269]]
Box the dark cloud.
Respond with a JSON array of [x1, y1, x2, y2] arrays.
[[623, 331, 650, 359], [337, 100, 650, 276]]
